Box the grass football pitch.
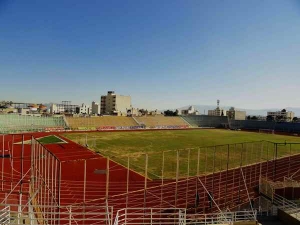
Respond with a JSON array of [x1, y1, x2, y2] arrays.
[[62, 129, 300, 178]]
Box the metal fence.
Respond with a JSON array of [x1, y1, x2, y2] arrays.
[[81, 138, 300, 179], [0, 203, 113, 225], [1, 134, 300, 224], [66, 140, 300, 216], [113, 208, 257, 225], [30, 137, 61, 224], [114, 208, 186, 225], [186, 210, 257, 225], [0, 115, 67, 134]]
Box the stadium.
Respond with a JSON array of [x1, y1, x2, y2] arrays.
[[1, 114, 300, 224]]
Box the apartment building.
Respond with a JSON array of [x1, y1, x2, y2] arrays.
[[100, 91, 131, 116]]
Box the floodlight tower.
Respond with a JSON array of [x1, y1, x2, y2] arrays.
[[217, 99, 220, 109]]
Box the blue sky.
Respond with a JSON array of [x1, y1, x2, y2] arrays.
[[1, 0, 300, 110]]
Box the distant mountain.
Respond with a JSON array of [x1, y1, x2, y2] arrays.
[[175, 105, 300, 117]]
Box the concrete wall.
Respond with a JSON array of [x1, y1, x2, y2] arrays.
[[235, 111, 246, 120], [115, 95, 131, 115], [278, 209, 300, 225]]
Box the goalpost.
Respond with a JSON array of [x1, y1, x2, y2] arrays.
[[259, 129, 275, 134]]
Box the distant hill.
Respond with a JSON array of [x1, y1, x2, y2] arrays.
[[175, 105, 300, 117]]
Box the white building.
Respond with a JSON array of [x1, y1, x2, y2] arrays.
[[76, 103, 91, 115], [267, 109, 295, 122], [50, 104, 59, 114], [126, 107, 139, 117], [180, 106, 199, 115], [50, 102, 79, 114], [100, 91, 132, 116], [91, 101, 100, 115]]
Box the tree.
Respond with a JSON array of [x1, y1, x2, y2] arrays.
[[164, 110, 173, 116], [251, 116, 258, 120], [266, 115, 274, 121], [281, 109, 286, 113], [174, 109, 179, 116], [164, 110, 178, 116], [247, 115, 251, 120], [293, 117, 298, 123], [276, 115, 283, 122], [139, 109, 148, 116]]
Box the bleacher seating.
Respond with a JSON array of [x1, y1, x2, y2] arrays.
[[66, 116, 139, 130], [0, 115, 68, 133], [181, 115, 228, 128], [0, 114, 190, 133], [134, 116, 189, 128]]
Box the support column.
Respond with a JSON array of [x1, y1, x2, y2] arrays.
[[175, 150, 179, 208], [126, 156, 130, 208], [160, 152, 164, 208], [83, 160, 86, 225], [185, 149, 190, 208], [106, 157, 110, 200], [225, 145, 230, 207], [195, 148, 200, 213], [1, 135, 4, 191], [144, 154, 148, 208]]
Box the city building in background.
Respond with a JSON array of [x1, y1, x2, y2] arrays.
[[91, 101, 100, 115], [50, 101, 79, 114], [180, 106, 199, 115], [227, 107, 246, 120], [126, 107, 139, 117], [208, 100, 226, 116], [267, 109, 295, 122], [76, 103, 91, 115], [246, 115, 266, 121], [100, 91, 132, 116]]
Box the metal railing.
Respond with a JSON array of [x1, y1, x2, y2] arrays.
[[186, 210, 257, 225], [114, 208, 186, 225], [0, 206, 10, 224], [260, 177, 300, 220], [272, 193, 300, 219], [113, 208, 257, 225], [0, 203, 113, 225]]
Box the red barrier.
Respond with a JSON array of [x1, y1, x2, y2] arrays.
[[96, 126, 116, 131], [45, 127, 65, 132]]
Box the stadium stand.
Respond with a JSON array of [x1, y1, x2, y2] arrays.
[[66, 116, 139, 130], [0, 114, 67, 133], [134, 115, 189, 128], [229, 120, 300, 133], [182, 115, 300, 133], [181, 115, 228, 128]]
